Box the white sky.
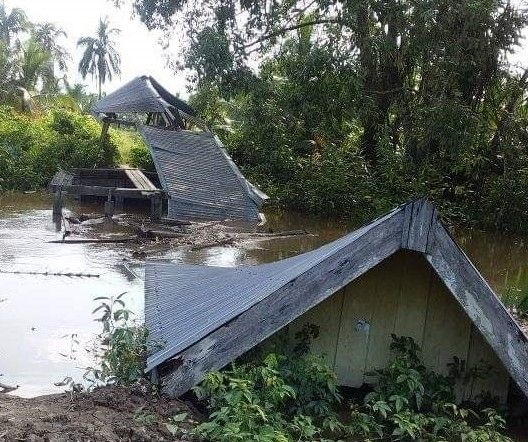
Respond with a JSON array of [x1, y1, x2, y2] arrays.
[[4, 0, 528, 98], [5, 0, 189, 97]]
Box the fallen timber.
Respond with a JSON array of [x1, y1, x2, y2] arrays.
[[48, 237, 137, 244], [0, 382, 18, 394], [49, 210, 315, 252]]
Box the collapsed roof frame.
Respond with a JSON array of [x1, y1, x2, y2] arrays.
[[144, 199, 528, 399], [92, 75, 205, 131], [91, 76, 268, 222]]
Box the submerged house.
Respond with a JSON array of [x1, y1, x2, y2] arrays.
[[52, 76, 267, 222], [145, 199, 528, 403]]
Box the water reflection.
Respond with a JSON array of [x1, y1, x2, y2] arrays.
[[0, 193, 527, 397]]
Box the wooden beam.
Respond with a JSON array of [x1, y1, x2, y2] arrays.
[[401, 198, 436, 253], [125, 169, 158, 191], [150, 193, 163, 221], [52, 189, 63, 217], [426, 221, 528, 397], [158, 208, 405, 397], [59, 184, 162, 199]]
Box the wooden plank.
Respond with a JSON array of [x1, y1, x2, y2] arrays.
[[288, 289, 345, 367], [421, 274, 472, 383], [393, 251, 433, 346], [61, 184, 161, 199], [401, 199, 436, 253], [426, 221, 528, 397], [463, 325, 510, 403], [158, 208, 405, 397], [125, 169, 158, 191], [364, 255, 405, 378], [334, 271, 377, 387]]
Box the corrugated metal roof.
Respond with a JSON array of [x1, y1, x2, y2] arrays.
[[145, 207, 398, 371], [92, 75, 196, 116], [139, 126, 268, 222]]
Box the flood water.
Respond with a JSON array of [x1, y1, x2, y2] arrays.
[[1, 193, 528, 397]]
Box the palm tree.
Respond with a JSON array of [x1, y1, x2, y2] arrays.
[[33, 22, 70, 71], [77, 17, 121, 98], [0, 2, 28, 47], [17, 37, 51, 92], [64, 80, 98, 112]]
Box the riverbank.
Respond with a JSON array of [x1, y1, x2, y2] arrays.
[[0, 385, 198, 441]]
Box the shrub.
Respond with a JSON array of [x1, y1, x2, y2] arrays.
[[85, 293, 149, 387], [128, 142, 155, 171], [193, 332, 512, 441], [0, 104, 119, 190]]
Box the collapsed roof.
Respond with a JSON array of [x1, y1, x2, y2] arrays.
[[92, 75, 196, 118], [91, 76, 268, 221], [144, 199, 528, 399]]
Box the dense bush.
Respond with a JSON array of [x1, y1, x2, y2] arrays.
[[0, 105, 120, 190], [137, 0, 528, 233], [193, 332, 511, 441], [127, 141, 155, 171]]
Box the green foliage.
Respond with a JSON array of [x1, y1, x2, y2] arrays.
[[85, 293, 149, 387], [127, 0, 528, 233], [0, 104, 119, 190], [193, 352, 340, 441], [502, 285, 528, 318], [194, 333, 512, 441], [116, 131, 155, 171]]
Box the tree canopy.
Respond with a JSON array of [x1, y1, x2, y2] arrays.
[[120, 0, 528, 232]]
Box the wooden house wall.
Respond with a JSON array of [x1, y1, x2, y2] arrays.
[[288, 250, 510, 402]]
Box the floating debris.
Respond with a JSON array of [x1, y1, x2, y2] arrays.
[[0, 270, 100, 278]]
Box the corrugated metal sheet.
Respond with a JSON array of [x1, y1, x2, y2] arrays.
[[139, 126, 268, 222], [92, 75, 196, 117], [92, 76, 166, 114], [145, 207, 399, 371]]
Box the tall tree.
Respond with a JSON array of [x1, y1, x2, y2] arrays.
[[77, 17, 121, 98], [122, 0, 527, 168], [17, 37, 51, 92], [0, 1, 27, 47], [33, 22, 70, 90]]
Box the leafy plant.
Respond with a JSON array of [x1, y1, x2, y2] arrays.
[[0, 104, 119, 191], [84, 292, 149, 387], [193, 332, 512, 441]]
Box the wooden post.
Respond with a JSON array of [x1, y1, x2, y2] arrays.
[[52, 189, 63, 217], [115, 195, 124, 213], [150, 193, 162, 221], [104, 190, 114, 218]]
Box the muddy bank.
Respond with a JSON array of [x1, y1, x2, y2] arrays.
[[0, 386, 198, 441]]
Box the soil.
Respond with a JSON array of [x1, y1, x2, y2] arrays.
[[0, 386, 200, 442]]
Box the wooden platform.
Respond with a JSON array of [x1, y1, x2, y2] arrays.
[[51, 168, 162, 198], [50, 168, 165, 219]]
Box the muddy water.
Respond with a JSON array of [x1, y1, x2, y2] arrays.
[[0, 193, 527, 397]]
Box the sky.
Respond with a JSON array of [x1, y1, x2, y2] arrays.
[[4, 0, 528, 99], [5, 0, 189, 97]]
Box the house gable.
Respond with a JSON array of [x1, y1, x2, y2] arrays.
[[146, 199, 528, 399]]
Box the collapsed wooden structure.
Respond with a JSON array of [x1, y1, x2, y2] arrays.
[[51, 75, 267, 222], [144, 199, 528, 402], [50, 168, 164, 219]]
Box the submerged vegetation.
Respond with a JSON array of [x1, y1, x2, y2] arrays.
[[85, 293, 149, 388]]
